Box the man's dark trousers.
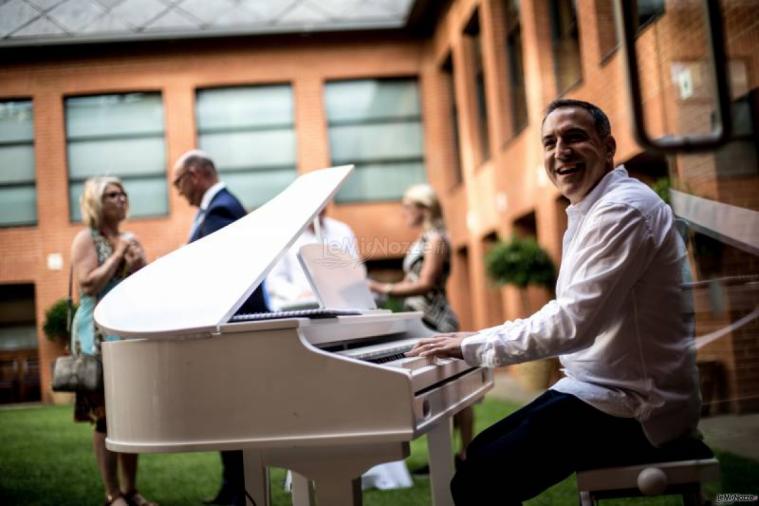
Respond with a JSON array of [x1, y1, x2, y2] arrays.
[[190, 187, 269, 506], [451, 390, 710, 505]]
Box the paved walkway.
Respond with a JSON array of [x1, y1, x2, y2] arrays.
[[486, 371, 759, 462]]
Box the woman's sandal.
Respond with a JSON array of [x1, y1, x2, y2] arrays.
[[104, 494, 129, 506], [123, 490, 158, 506]]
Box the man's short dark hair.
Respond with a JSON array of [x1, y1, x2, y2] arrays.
[[543, 99, 612, 138]]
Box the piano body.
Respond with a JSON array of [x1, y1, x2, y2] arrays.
[[95, 166, 493, 506]]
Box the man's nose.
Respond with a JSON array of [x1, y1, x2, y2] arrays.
[[555, 139, 572, 159]]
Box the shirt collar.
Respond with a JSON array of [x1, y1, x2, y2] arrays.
[[567, 165, 627, 216], [199, 181, 226, 211]]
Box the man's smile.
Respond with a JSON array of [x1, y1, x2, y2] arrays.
[[556, 162, 584, 177]]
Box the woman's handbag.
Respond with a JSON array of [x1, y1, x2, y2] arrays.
[[51, 266, 103, 392], [51, 353, 103, 392]]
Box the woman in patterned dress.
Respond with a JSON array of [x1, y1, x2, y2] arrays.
[[70, 176, 155, 506], [368, 183, 473, 467]]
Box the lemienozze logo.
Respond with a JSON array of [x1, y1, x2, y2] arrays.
[[715, 493, 758, 505]]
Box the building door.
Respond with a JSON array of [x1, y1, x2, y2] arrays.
[[0, 284, 40, 404]]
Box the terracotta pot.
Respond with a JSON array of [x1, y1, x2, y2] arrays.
[[49, 390, 74, 405], [514, 358, 560, 392]]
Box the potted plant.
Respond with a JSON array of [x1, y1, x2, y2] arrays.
[[485, 236, 558, 391], [485, 235, 556, 304], [43, 298, 76, 348]]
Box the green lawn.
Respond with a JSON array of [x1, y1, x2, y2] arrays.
[[0, 399, 756, 505]]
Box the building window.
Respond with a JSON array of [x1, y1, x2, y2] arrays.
[[325, 78, 427, 202], [637, 0, 665, 30], [464, 8, 491, 163], [442, 54, 464, 186], [597, 0, 666, 61], [0, 100, 36, 227], [65, 93, 168, 221], [549, 0, 583, 94], [503, 0, 528, 136], [196, 85, 296, 209]]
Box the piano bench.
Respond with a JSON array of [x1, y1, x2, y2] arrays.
[[576, 457, 720, 505]]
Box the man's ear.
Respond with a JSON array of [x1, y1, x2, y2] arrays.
[[606, 135, 617, 162]]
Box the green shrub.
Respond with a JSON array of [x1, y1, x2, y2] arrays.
[[43, 298, 77, 344], [652, 177, 672, 204], [485, 236, 556, 290]]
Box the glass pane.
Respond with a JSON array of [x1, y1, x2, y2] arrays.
[[329, 122, 424, 162], [0, 186, 36, 226], [0, 145, 35, 184], [65, 93, 164, 138], [0, 100, 33, 142], [67, 137, 166, 179], [199, 129, 296, 170], [221, 169, 297, 210], [550, 0, 583, 93], [325, 80, 421, 122], [335, 162, 427, 202], [0, 325, 38, 350], [197, 85, 293, 130], [124, 177, 169, 218], [69, 177, 168, 222]]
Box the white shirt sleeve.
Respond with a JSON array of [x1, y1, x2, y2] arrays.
[[265, 248, 305, 308], [461, 203, 657, 368]]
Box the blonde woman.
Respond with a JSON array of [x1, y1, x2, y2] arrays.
[[70, 176, 155, 506], [368, 183, 472, 468]]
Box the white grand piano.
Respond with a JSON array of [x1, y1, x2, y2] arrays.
[[94, 165, 493, 506]]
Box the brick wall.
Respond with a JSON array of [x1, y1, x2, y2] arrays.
[[1, 0, 757, 408]]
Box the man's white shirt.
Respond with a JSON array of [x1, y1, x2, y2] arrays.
[[461, 166, 700, 445], [266, 216, 364, 310]]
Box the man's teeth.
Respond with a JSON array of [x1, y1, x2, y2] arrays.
[[557, 166, 578, 175]]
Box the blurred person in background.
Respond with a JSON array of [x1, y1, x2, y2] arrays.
[[70, 176, 155, 506], [269, 206, 413, 492], [369, 183, 474, 471], [267, 207, 363, 310], [172, 149, 269, 506]]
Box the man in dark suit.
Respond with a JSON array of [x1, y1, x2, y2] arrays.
[[173, 149, 269, 506]]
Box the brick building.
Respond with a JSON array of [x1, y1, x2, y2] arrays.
[[0, 0, 757, 410]]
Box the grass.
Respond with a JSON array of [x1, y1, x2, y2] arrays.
[[1, 399, 757, 505]]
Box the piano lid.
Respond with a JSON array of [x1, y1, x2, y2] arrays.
[[94, 165, 354, 338]]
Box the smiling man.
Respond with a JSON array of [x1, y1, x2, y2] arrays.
[[408, 99, 705, 505]]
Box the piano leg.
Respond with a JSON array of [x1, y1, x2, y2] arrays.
[[242, 449, 270, 506], [291, 472, 315, 506], [261, 442, 408, 506], [427, 417, 455, 506]]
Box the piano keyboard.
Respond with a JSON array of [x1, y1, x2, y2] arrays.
[[334, 337, 418, 363], [231, 308, 362, 322]]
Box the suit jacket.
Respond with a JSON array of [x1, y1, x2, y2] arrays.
[[189, 187, 269, 314]]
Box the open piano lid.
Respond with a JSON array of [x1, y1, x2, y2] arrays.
[[94, 165, 354, 339]]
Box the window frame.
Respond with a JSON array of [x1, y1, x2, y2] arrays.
[[549, 0, 584, 96], [324, 76, 428, 204], [64, 91, 169, 223], [463, 7, 492, 166], [194, 82, 298, 211], [0, 97, 37, 228]]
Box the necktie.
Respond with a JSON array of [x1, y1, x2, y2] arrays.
[[188, 208, 205, 241]]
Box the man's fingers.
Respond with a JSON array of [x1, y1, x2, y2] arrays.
[[407, 337, 442, 356]]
